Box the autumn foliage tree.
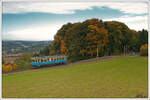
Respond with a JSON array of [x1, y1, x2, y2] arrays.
[[87, 25, 108, 57], [140, 44, 148, 56], [3, 64, 13, 72], [50, 18, 148, 62], [13, 63, 18, 70]]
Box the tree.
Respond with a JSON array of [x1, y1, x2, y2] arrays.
[[4, 64, 12, 72], [87, 25, 108, 57], [128, 30, 139, 52], [140, 44, 148, 56], [13, 63, 17, 70], [138, 29, 148, 51], [16, 53, 33, 70], [50, 18, 148, 62], [39, 46, 50, 56]]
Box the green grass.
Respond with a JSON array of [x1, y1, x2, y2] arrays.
[[2, 56, 148, 98]]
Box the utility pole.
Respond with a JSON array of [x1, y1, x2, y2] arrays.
[[97, 45, 99, 62], [97, 45, 99, 57], [124, 45, 126, 56]]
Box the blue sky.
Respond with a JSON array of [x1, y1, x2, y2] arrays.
[[2, 2, 148, 41]]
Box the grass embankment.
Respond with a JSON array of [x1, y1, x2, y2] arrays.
[[2, 56, 148, 98]]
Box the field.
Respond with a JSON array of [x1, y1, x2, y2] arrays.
[[2, 56, 148, 98]]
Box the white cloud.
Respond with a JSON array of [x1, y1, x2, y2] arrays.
[[3, 24, 63, 40], [103, 15, 148, 31], [3, 2, 148, 14]]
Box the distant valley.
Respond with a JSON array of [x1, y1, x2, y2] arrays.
[[2, 40, 52, 55]]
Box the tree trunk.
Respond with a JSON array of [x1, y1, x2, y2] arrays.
[[97, 45, 99, 57], [124, 45, 126, 56]]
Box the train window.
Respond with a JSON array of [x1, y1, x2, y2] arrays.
[[49, 58, 51, 61]]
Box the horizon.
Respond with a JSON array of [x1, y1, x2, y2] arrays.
[[2, 1, 148, 41]]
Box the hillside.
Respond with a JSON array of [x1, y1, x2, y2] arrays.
[[2, 56, 148, 98], [2, 40, 52, 55]]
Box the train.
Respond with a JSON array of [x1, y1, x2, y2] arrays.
[[31, 55, 67, 68]]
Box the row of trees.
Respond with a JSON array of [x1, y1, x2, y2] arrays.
[[2, 53, 33, 73], [49, 18, 148, 62]]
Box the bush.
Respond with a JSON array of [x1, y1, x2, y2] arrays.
[[13, 63, 18, 70], [136, 93, 146, 98], [16, 53, 33, 70], [140, 44, 148, 56], [3, 64, 13, 72], [2, 64, 6, 72]]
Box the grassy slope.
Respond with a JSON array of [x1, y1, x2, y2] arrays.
[[2, 56, 148, 98]]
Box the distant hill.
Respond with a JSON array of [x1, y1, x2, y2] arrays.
[[2, 40, 52, 55]]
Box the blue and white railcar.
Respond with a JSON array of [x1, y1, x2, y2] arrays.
[[31, 55, 67, 67]]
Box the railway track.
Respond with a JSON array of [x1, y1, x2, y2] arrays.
[[3, 55, 125, 75]]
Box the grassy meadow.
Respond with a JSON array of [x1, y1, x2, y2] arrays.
[[2, 56, 148, 98]]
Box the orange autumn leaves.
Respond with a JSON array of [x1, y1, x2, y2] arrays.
[[140, 44, 148, 56], [2, 63, 18, 72], [50, 18, 109, 61], [87, 25, 108, 56], [50, 18, 148, 62]]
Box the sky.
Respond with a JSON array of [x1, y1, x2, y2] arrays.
[[2, 1, 148, 41]]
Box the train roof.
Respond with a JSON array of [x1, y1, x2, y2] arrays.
[[31, 55, 66, 60]]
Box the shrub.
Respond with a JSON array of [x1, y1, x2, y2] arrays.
[[2, 64, 6, 72], [4, 64, 13, 72], [13, 63, 17, 70], [16, 53, 33, 70], [136, 93, 146, 98], [140, 44, 148, 56]]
